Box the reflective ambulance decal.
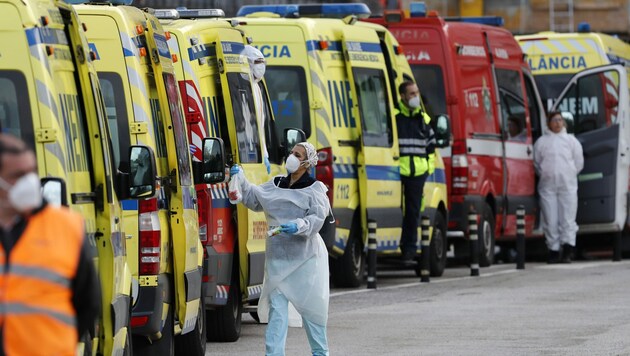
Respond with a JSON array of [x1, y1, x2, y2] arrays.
[[520, 38, 604, 72]]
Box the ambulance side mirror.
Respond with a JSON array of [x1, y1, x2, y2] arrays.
[[41, 177, 68, 207], [435, 114, 451, 148], [129, 145, 157, 199], [201, 137, 226, 184], [283, 128, 306, 158]]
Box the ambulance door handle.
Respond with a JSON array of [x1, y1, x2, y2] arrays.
[[527, 147, 532, 156], [393, 156, 399, 161]]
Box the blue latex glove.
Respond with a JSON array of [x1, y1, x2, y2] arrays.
[[264, 156, 271, 174], [280, 222, 298, 234], [230, 165, 241, 176]]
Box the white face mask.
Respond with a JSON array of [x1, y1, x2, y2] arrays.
[[285, 154, 303, 174], [408, 95, 421, 109], [0, 172, 42, 213], [252, 63, 266, 81]]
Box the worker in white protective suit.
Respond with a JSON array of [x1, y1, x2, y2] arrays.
[[241, 45, 271, 174], [534, 111, 584, 263], [229, 142, 330, 356]]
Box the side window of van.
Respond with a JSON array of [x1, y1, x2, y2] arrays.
[[265, 66, 310, 140], [98, 72, 131, 172], [412, 65, 447, 119], [163, 73, 192, 186], [227, 73, 261, 164], [0, 71, 34, 146], [496, 69, 527, 141], [353, 68, 392, 147]]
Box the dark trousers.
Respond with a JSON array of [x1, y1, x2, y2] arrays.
[[400, 174, 428, 255]]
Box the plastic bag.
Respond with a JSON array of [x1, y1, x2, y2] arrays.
[[228, 173, 242, 204]]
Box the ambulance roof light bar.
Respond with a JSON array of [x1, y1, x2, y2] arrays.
[[444, 16, 504, 27], [409, 2, 427, 18], [236, 3, 371, 19], [154, 8, 225, 19]]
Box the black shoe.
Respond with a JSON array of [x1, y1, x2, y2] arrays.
[[401, 250, 417, 266], [547, 250, 561, 264], [561, 244, 574, 263]]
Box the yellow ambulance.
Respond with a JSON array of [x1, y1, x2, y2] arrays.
[[236, 3, 451, 286], [69, 2, 205, 354], [155, 8, 277, 341], [518, 26, 630, 246], [0, 0, 135, 354]]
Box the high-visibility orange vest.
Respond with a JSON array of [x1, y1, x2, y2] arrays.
[[0, 206, 84, 356]]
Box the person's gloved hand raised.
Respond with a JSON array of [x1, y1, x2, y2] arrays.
[[230, 165, 241, 176], [280, 222, 298, 234], [264, 157, 271, 174]]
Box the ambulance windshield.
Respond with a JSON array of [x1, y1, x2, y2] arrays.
[[264, 66, 310, 139], [411, 65, 447, 119]]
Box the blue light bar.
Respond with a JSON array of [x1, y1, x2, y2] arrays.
[[409, 2, 427, 18], [236, 3, 371, 19], [577, 22, 591, 33], [64, 0, 133, 4], [444, 16, 504, 27]]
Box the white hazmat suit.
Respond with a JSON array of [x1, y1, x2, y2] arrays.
[[534, 127, 584, 251], [233, 162, 330, 355]]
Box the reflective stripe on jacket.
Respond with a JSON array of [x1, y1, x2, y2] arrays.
[[0, 206, 83, 355], [395, 101, 436, 177]]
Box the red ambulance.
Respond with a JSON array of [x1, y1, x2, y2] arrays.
[[366, 5, 548, 265]]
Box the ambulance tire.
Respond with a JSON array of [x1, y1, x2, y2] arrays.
[[478, 203, 495, 267], [206, 260, 242, 342], [429, 211, 448, 277], [330, 221, 365, 288], [133, 304, 174, 356], [174, 296, 206, 355]]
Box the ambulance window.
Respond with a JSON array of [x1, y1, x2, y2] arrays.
[[554, 70, 619, 134], [411, 65, 447, 118], [0, 71, 34, 147], [353, 68, 392, 147], [227, 73, 261, 163], [534, 74, 573, 112], [496, 69, 526, 134], [163, 73, 192, 186], [265, 66, 310, 139], [98, 72, 130, 172]]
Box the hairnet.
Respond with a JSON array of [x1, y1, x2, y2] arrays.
[[241, 45, 264, 64], [296, 142, 318, 167]]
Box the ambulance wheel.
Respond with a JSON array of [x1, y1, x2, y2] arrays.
[[429, 211, 448, 277], [330, 225, 365, 288], [174, 297, 206, 355], [206, 260, 242, 342], [133, 305, 174, 356], [478, 203, 495, 267]]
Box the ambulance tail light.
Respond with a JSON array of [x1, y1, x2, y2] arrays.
[[452, 140, 468, 195], [197, 188, 210, 245], [139, 198, 161, 275], [316, 147, 334, 205]]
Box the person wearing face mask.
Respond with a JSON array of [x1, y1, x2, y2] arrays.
[[0, 134, 100, 355], [229, 142, 331, 356], [395, 81, 436, 265], [242, 45, 271, 174], [534, 112, 584, 263]]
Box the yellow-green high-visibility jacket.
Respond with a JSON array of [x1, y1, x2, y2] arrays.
[[395, 101, 436, 177]]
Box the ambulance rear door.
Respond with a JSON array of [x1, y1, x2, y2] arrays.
[[213, 32, 268, 296], [144, 17, 201, 333], [550, 64, 630, 231], [341, 26, 403, 248]]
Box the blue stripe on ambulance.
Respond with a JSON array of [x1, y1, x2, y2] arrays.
[[122, 200, 138, 211], [25, 27, 65, 46]]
